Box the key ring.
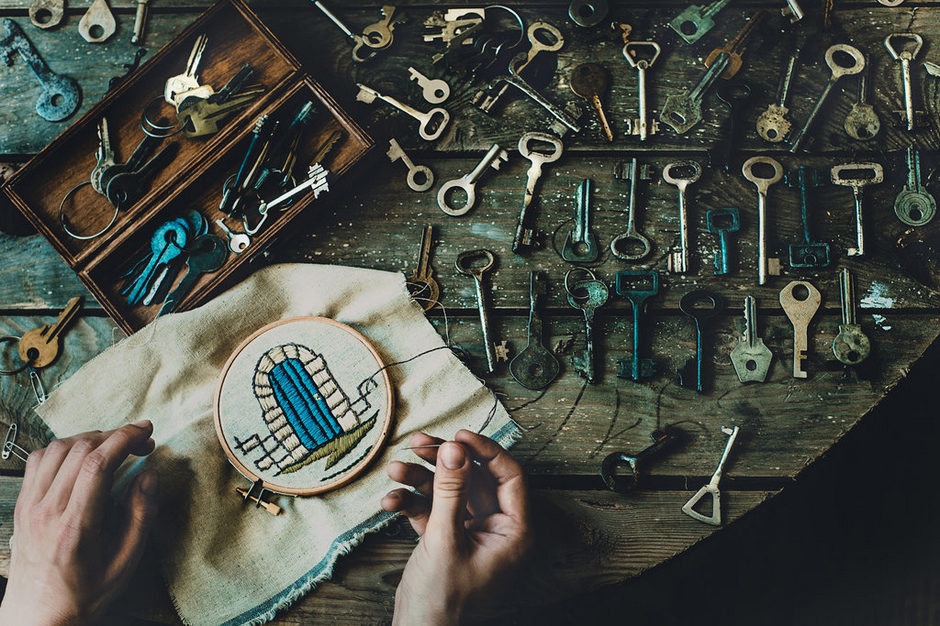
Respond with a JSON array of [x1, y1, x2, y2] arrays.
[[564, 267, 599, 299], [59, 181, 121, 240], [141, 95, 184, 138], [0, 336, 27, 375]]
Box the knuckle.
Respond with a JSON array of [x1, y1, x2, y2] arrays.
[[69, 438, 96, 458], [434, 473, 467, 496], [80, 450, 109, 477], [43, 438, 69, 456]]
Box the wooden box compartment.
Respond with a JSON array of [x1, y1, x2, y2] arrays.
[[2, 0, 373, 333]]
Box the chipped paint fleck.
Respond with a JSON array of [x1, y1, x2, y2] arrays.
[[871, 314, 892, 331], [860, 282, 895, 309]]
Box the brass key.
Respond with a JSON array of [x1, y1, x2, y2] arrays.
[[18, 296, 83, 369], [779, 280, 821, 379], [704, 10, 767, 80], [570, 63, 613, 142], [408, 224, 440, 311]]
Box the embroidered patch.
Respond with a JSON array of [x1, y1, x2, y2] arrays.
[[215, 317, 394, 496]]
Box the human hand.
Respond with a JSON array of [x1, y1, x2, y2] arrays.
[[381, 430, 531, 626], [0, 421, 159, 626]]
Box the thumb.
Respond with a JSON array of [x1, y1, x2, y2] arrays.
[[426, 441, 471, 544]]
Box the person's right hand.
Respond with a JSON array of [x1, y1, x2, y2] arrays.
[[382, 429, 531, 626]]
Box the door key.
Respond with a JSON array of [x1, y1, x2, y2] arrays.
[[894, 146, 936, 226], [663, 161, 702, 274], [884, 33, 923, 131], [742, 156, 783, 285], [510, 271, 560, 390], [677, 289, 724, 394], [668, 0, 733, 45], [831, 162, 883, 257], [623, 41, 661, 141], [757, 49, 798, 143], [616, 270, 660, 381], [779, 280, 821, 378], [437, 144, 509, 216], [706, 207, 740, 276], [566, 269, 609, 384], [158, 234, 228, 316], [562, 179, 599, 263], [570, 63, 614, 142], [357, 83, 450, 141], [408, 67, 450, 104], [843, 62, 881, 141], [611, 159, 653, 262], [514, 132, 564, 255], [18, 296, 82, 369], [407, 224, 440, 311], [832, 268, 871, 366], [661, 53, 730, 135], [786, 165, 831, 268], [387, 138, 434, 192], [455, 249, 499, 373], [729, 295, 773, 383], [682, 425, 739, 526], [601, 428, 683, 493]]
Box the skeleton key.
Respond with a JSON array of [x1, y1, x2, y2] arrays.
[[786, 165, 831, 268], [215, 219, 251, 254], [706, 207, 740, 275], [615, 270, 660, 381], [600, 428, 683, 493], [407, 224, 440, 311], [106, 143, 179, 211], [387, 139, 434, 192], [611, 159, 653, 261], [356, 84, 450, 141], [455, 249, 499, 373], [179, 91, 263, 138], [663, 162, 702, 274], [0, 19, 81, 122], [831, 162, 883, 257], [125, 219, 189, 306], [703, 10, 767, 80], [78, 0, 116, 43], [164, 34, 207, 107], [757, 50, 798, 143], [566, 270, 609, 384], [660, 52, 731, 135], [789, 44, 865, 152], [570, 63, 613, 142], [158, 234, 228, 316], [885, 33, 923, 132], [485, 73, 583, 135], [562, 179, 599, 263], [514, 132, 564, 255], [668, 0, 733, 45], [510, 272, 560, 390], [91, 117, 116, 194], [408, 67, 450, 104], [437, 144, 509, 216], [843, 62, 881, 141], [715, 81, 752, 172], [730, 295, 773, 383], [18, 296, 82, 369], [832, 268, 871, 366], [677, 289, 724, 394], [682, 426, 739, 526], [742, 156, 783, 285], [894, 146, 936, 226], [623, 41, 661, 141], [260, 163, 330, 214], [779, 280, 821, 378], [29, 0, 64, 29]]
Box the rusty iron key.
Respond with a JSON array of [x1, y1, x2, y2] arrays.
[[510, 272, 560, 389], [703, 10, 767, 80], [677, 289, 724, 394], [831, 161, 883, 257], [407, 224, 440, 311], [832, 267, 871, 366], [779, 280, 821, 378], [455, 249, 499, 373], [570, 63, 614, 142], [561, 178, 600, 263], [600, 428, 683, 493], [616, 270, 660, 381], [18, 296, 83, 369], [566, 269, 609, 384]]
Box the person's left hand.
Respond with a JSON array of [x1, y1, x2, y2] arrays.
[[0, 421, 160, 626]]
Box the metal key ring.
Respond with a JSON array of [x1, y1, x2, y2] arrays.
[[59, 181, 120, 240], [484, 5, 526, 50], [0, 336, 27, 375], [564, 267, 599, 299], [140, 95, 184, 138]]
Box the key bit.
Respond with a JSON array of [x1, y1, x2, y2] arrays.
[[600, 428, 683, 493]]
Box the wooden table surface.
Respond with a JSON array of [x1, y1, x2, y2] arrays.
[[2, 1, 940, 623]]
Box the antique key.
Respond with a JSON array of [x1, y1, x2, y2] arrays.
[[660, 52, 731, 135], [510, 272, 560, 390], [884, 33, 923, 131], [514, 132, 564, 255], [730, 295, 773, 383], [485, 73, 583, 136], [682, 425, 739, 526], [703, 10, 766, 80], [437, 144, 509, 216], [611, 159, 653, 262], [663, 161, 702, 274], [757, 50, 798, 143], [0, 19, 81, 122], [387, 139, 434, 192], [407, 224, 440, 311], [843, 63, 881, 141], [124, 218, 189, 305], [779, 280, 821, 378], [781, 0, 805, 22], [455, 249, 499, 373], [91, 118, 116, 194], [616, 270, 660, 381], [29, 0, 64, 29], [786, 166, 831, 269], [18, 296, 82, 369], [566, 269, 609, 384], [570, 63, 613, 142], [832, 268, 871, 366], [831, 162, 883, 257], [742, 156, 783, 285], [78, 0, 116, 43], [600, 428, 683, 493], [562, 179, 599, 263], [164, 34, 208, 107], [408, 67, 450, 104], [131, 0, 150, 44], [789, 44, 865, 152], [356, 84, 450, 142], [668, 0, 733, 45], [314, 2, 401, 63], [894, 146, 936, 226], [706, 208, 740, 276], [158, 234, 228, 316], [677, 289, 724, 394], [623, 41, 661, 141]]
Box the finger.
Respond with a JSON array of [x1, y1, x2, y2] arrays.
[[103, 470, 159, 604], [425, 441, 471, 548], [386, 461, 435, 496], [381, 488, 430, 536], [18, 436, 84, 508], [65, 421, 155, 530], [406, 432, 444, 465], [455, 430, 529, 526]]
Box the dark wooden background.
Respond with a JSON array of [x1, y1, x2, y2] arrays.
[[1, 1, 940, 623]]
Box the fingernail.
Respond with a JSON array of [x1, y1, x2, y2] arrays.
[[134, 419, 153, 429], [440, 442, 465, 470], [138, 471, 159, 496]]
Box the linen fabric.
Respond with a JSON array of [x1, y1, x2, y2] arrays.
[[35, 263, 520, 626]]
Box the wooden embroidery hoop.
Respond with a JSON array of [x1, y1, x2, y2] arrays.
[[214, 316, 395, 496]]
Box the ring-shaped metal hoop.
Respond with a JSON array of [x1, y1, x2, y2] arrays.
[[140, 95, 184, 138], [0, 336, 27, 375], [564, 267, 598, 299], [59, 181, 120, 240], [484, 5, 526, 50]]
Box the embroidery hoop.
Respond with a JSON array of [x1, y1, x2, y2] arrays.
[[214, 316, 395, 496]]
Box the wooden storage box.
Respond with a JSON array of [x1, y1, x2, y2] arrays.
[[2, 0, 373, 333]]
